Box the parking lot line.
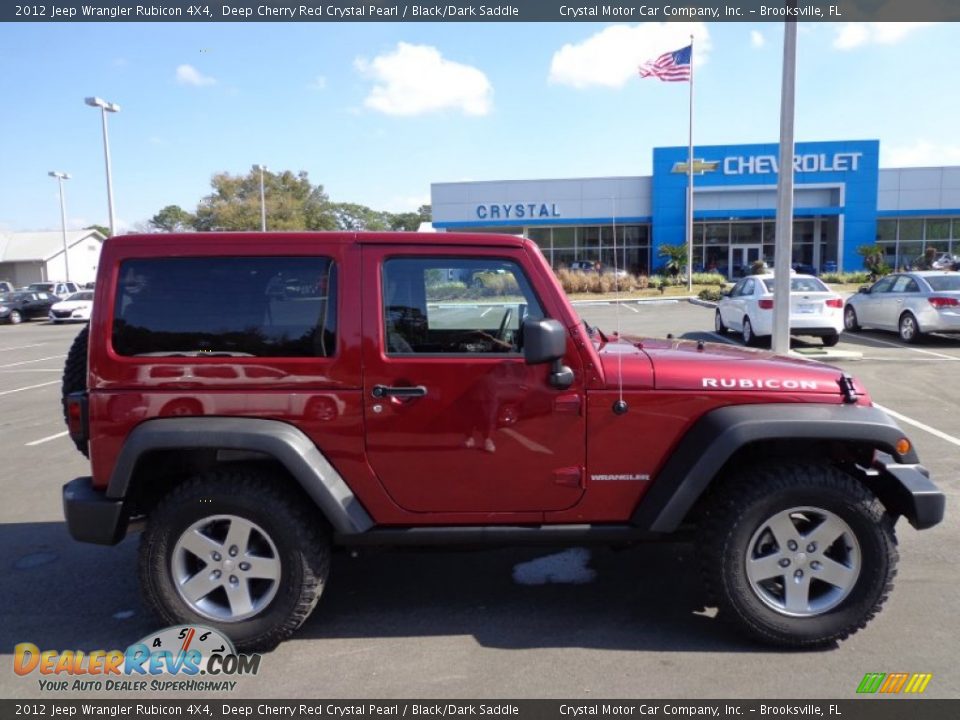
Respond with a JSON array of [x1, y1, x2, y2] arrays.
[[0, 342, 47, 352], [0, 380, 59, 396], [0, 355, 64, 369], [25, 430, 69, 447], [852, 334, 960, 361], [874, 402, 960, 449]]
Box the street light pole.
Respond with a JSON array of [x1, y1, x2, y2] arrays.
[[253, 164, 268, 231], [85, 96, 120, 236], [48, 171, 72, 282]]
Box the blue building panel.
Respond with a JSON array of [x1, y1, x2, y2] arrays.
[[652, 140, 879, 271]]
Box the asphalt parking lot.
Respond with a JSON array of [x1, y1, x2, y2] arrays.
[[1, 306, 957, 700]]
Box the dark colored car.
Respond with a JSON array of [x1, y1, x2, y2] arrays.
[[0, 291, 58, 324]]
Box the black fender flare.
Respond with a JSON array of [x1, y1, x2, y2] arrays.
[[632, 403, 929, 532], [107, 417, 374, 535]]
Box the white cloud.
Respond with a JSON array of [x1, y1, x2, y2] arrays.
[[882, 141, 960, 168], [750, 31, 765, 48], [175, 64, 216, 86], [308, 75, 327, 90], [355, 43, 492, 116], [548, 23, 710, 90], [833, 23, 935, 50]]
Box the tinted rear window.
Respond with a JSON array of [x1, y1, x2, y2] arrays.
[[925, 275, 960, 292], [113, 257, 337, 357], [762, 277, 829, 293]]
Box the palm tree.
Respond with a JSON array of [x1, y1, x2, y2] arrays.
[[658, 244, 688, 282]]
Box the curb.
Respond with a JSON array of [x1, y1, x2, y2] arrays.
[[687, 298, 717, 309], [570, 296, 696, 307]]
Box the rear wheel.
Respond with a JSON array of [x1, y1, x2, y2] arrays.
[[822, 333, 840, 347], [714, 310, 728, 335], [899, 312, 922, 344], [742, 317, 756, 346], [139, 467, 331, 652], [698, 463, 897, 647], [843, 305, 860, 332]]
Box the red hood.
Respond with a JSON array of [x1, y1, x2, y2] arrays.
[[596, 335, 867, 399]]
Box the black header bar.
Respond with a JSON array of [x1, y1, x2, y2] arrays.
[[5, 1, 959, 23]]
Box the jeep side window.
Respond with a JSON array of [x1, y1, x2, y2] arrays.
[[112, 257, 337, 358], [382, 258, 544, 355]]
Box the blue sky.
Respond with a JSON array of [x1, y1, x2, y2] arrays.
[[2, 21, 958, 232]]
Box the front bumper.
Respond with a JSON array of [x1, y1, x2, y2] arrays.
[[63, 477, 129, 545], [868, 453, 945, 530]]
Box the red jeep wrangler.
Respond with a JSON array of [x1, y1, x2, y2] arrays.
[[62, 232, 944, 651]]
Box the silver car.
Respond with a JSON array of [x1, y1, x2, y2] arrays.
[[844, 271, 960, 343]]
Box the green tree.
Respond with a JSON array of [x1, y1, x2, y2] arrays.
[[658, 244, 688, 280], [149, 205, 196, 232], [417, 204, 432, 222], [194, 169, 334, 231], [329, 202, 392, 231], [857, 244, 889, 279], [84, 224, 111, 238], [389, 212, 422, 231]]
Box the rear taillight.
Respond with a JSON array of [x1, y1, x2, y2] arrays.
[[66, 392, 89, 450], [758, 299, 774, 309], [825, 298, 843, 309], [929, 296, 960, 309]]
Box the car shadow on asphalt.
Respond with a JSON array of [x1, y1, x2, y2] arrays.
[[296, 544, 775, 653], [0, 522, 825, 655]]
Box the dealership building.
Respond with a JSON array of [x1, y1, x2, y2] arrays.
[[431, 139, 960, 278]]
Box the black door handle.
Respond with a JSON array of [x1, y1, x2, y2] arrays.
[[372, 385, 428, 399]]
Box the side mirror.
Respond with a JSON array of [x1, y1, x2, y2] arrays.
[[523, 318, 566, 365], [721, 288, 732, 297], [523, 318, 574, 390], [858, 285, 871, 294]]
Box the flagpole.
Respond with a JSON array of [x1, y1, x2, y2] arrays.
[[686, 34, 694, 293]]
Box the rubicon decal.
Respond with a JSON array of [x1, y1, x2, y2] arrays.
[[701, 378, 820, 390]]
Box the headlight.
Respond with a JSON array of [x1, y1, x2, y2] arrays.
[[0, 306, 8, 313]]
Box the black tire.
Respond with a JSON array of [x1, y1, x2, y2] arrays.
[[61, 325, 90, 457], [899, 312, 922, 344], [714, 310, 728, 335], [698, 463, 898, 648], [9, 309, 23, 324], [822, 333, 840, 348], [742, 317, 756, 347], [139, 467, 331, 652], [843, 305, 860, 332]]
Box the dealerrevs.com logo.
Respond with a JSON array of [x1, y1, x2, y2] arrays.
[[14, 626, 260, 693]]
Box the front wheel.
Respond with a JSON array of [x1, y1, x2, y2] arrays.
[[698, 463, 898, 647], [8, 310, 22, 324], [139, 467, 331, 652], [822, 333, 840, 347], [715, 310, 728, 335], [843, 306, 860, 332]]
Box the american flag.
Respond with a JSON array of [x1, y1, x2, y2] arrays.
[[638, 45, 692, 82]]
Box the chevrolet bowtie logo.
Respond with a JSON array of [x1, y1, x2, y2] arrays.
[[672, 159, 719, 174]]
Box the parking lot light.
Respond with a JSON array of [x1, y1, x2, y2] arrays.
[[48, 171, 72, 282], [85, 96, 120, 236]]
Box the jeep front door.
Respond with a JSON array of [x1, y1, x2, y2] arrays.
[[360, 248, 586, 514]]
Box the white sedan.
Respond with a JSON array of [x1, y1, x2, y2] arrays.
[[49, 291, 94, 323], [716, 273, 845, 347]]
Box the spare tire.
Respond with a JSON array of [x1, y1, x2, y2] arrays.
[[62, 325, 90, 458]]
